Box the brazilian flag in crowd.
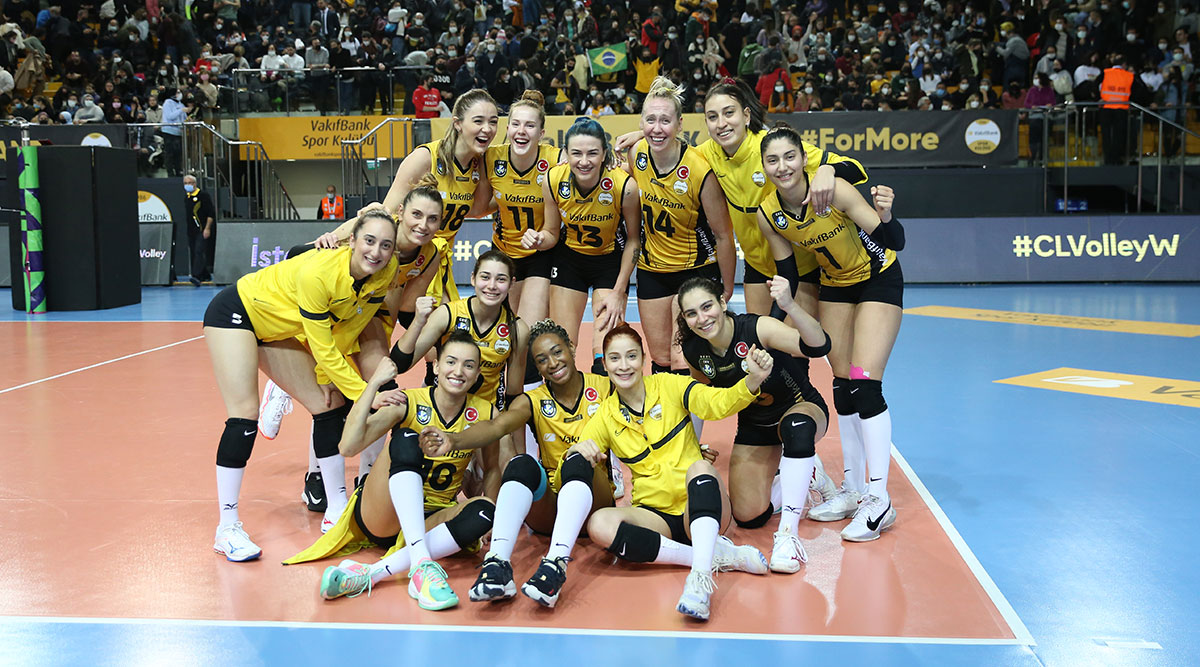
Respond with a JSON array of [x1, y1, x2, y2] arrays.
[[588, 43, 628, 75]]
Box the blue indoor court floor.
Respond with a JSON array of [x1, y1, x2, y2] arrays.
[[1, 282, 1198, 667]]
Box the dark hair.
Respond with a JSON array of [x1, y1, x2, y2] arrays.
[[602, 322, 644, 354], [703, 77, 766, 133], [527, 318, 574, 358], [402, 182, 443, 210], [437, 330, 481, 362], [674, 276, 727, 344], [563, 116, 616, 170], [473, 249, 516, 279], [760, 120, 806, 158]]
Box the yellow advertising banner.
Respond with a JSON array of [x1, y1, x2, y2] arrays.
[[238, 116, 414, 160], [996, 367, 1200, 408], [429, 113, 711, 149]]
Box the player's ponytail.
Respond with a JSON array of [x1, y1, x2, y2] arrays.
[[509, 89, 547, 130], [643, 75, 686, 119]]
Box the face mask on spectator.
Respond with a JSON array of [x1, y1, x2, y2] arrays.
[[694, 72, 703, 80], [774, 84, 785, 92], [878, 5, 886, 12], [668, 31, 678, 39], [980, 84, 989, 92], [1158, 42, 1168, 50], [1122, 1, 1130, 8], [68, 99, 78, 108], [887, 39, 896, 46], [1047, 51, 1057, 59], [467, 59, 475, 69], [84, 98, 95, 107], [449, 26, 457, 34], [1174, 52, 1184, 61], [109, 25, 119, 32], [449, 49, 458, 57], [487, 44, 496, 52], [114, 56, 123, 63], [1077, 30, 1087, 40], [917, 50, 926, 58], [853, 9, 860, 16], [415, 19, 423, 26], [1158, 5, 1165, 12], [112, 102, 121, 109], [201, 74, 210, 82], [175, 92, 183, 100], [805, 86, 814, 94], [327, 191, 335, 199], [185, 184, 196, 193], [613, 87, 624, 97], [969, 100, 980, 108], [881, 86, 890, 94], [848, 35, 856, 42]]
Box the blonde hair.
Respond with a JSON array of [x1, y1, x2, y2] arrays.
[[509, 89, 546, 129], [643, 75, 686, 119], [436, 89, 498, 175]]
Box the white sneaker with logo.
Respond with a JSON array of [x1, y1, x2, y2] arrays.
[[711, 535, 768, 575], [769, 529, 808, 574], [675, 569, 716, 621], [213, 521, 262, 562], [807, 484, 862, 522], [258, 379, 293, 440], [840, 494, 896, 542]]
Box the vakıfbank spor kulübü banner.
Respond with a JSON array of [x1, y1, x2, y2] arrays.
[[238, 116, 414, 160], [768, 110, 1018, 167]]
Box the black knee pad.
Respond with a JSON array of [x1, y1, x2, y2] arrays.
[[650, 361, 672, 375], [388, 428, 426, 478], [215, 418, 257, 468], [311, 402, 351, 458], [445, 498, 495, 548], [285, 243, 314, 259], [734, 504, 774, 529], [502, 454, 544, 493], [832, 377, 857, 416], [686, 474, 722, 524], [607, 521, 661, 563], [780, 413, 817, 459], [560, 451, 594, 487], [849, 379, 887, 419]]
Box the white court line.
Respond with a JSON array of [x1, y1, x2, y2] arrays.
[[0, 336, 204, 395], [890, 446, 1036, 646], [0, 615, 1030, 646]]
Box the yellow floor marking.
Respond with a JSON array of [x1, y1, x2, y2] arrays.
[[996, 368, 1200, 408], [905, 305, 1200, 337]]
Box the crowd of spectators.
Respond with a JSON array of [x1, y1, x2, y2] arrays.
[[0, 0, 1195, 137]]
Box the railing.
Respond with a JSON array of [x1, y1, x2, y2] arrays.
[[225, 65, 429, 117], [125, 121, 300, 221], [339, 117, 416, 206], [1031, 101, 1198, 213]]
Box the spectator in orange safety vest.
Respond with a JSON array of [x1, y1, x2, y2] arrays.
[[318, 185, 345, 220]]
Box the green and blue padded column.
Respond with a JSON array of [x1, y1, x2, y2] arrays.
[[19, 144, 45, 314]]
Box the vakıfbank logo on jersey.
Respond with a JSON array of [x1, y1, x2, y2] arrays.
[[964, 119, 1001, 155]]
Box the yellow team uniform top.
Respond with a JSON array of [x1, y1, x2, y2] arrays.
[[395, 386, 495, 510], [631, 139, 716, 272], [547, 163, 631, 256], [633, 57, 660, 94], [579, 374, 759, 514], [438, 298, 518, 408], [485, 143, 559, 259], [524, 373, 611, 492], [759, 190, 897, 287], [700, 132, 868, 278], [421, 139, 480, 240], [237, 245, 397, 401], [375, 237, 445, 337]]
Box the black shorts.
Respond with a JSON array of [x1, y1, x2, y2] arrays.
[[820, 261, 904, 308], [636, 263, 721, 301], [351, 475, 399, 550], [552, 245, 623, 293], [640, 506, 690, 544], [743, 260, 769, 285], [734, 392, 831, 446], [202, 285, 259, 337], [512, 250, 553, 282]]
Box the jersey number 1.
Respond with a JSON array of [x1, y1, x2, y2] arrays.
[[505, 206, 536, 231], [642, 205, 676, 237], [814, 246, 843, 270]]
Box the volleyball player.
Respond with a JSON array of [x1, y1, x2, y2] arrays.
[[568, 324, 772, 621], [521, 117, 640, 375], [418, 319, 614, 607], [676, 277, 832, 572], [757, 123, 905, 542], [286, 333, 502, 611], [203, 211, 398, 561], [475, 90, 562, 325], [622, 76, 736, 374]]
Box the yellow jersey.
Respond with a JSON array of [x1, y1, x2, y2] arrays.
[[236, 245, 397, 401], [700, 132, 868, 278], [439, 297, 519, 408], [547, 163, 631, 256], [421, 139, 480, 240], [759, 190, 897, 287], [485, 143, 559, 259], [631, 139, 716, 272], [524, 374, 611, 492], [394, 386, 495, 510], [579, 374, 759, 514], [376, 237, 444, 334]]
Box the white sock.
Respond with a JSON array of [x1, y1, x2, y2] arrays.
[[307, 432, 319, 474], [369, 522, 460, 584], [860, 409, 893, 500], [216, 465, 244, 527], [778, 455, 815, 533], [688, 516, 719, 573], [546, 479, 593, 561], [653, 536, 694, 566], [316, 454, 348, 511], [358, 435, 385, 479], [770, 473, 782, 510], [490, 480, 534, 561], [837, 413, 867, 494], [388, 471, 432, 564]]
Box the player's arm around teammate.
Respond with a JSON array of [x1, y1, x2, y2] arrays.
[[203, 212, 398, 562], [757, 123, 905, 543], [570, 325, 773, 622]]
